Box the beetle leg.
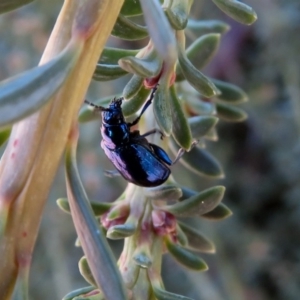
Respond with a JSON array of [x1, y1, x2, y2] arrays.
[[128, 85, 158, 127], [104, 169, 121, 177], [140, 128, 164, 140], [172, 140, 199, 164], [84, 100, 108, 112]]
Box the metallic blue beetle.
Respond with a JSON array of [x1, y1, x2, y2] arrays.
[[85, 86, 187, 187]]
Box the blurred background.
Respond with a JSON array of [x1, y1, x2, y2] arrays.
[[1, 0, 300, 299]]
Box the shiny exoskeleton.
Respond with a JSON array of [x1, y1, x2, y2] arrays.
[[84, 86, 186, 187]]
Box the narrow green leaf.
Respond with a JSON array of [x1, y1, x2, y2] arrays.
[[165, 0, 191, 30], [79, 256, 97, 287], [170, 86, 192, 150], [123, 75, 144, 100], [212, 0, 257, 25], [179, 222, 215, 253], [169, 140, 224, 178], [122, 87, 150, 117], [0, 127, 11, 147], [153, 285, 194, 300], [201, 203, 233, 220], [212, 79, 248, 103], [106, 223, 136, 239], [145, 184, 182, 201], [165, 238, 208, 271], [153, 85, 172, 136], [0, 0, 33, 14], [119, 55, 162, 77], [178, 52, 219, 98], [65, 138, 127, 299], [0, 40, 82, 129], [216, 103, 248, 122], [140, 0, 177, 65], [188, 116, 218, 139], [62, 286, 95, 300], [187, 19, 230, 35], [99, 47, 139, 64], [57, 198, 112, 216], [112, 14, 148, 40], [162, 186, 225, 217], [93, 64, 128, 81]]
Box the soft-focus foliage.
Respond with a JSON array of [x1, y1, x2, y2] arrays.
[[1, 0, 299, 300]]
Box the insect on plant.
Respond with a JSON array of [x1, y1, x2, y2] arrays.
[[84, 85, 196, 187]]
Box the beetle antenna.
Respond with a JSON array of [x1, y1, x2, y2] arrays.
[[84, 100, 108, 112]]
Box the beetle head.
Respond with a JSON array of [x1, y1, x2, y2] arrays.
[[102, 97, 125, 125]]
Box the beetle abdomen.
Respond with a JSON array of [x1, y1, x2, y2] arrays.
[[103, 143, 171, 187]]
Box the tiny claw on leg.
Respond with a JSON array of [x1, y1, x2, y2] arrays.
[[104, 170, 121, 178], [172, 139, 199, 165]]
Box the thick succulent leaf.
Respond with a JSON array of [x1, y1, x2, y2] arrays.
[[188, 116, 218, 139], [57, 198, 112, 216], [216, 103, 248, 122], [165, 0, 191, 30], [78, 95, 116, 123], [107, 223, 136, 239], [122, 86, 150, 117], [169, 140, 224, 178], [204, 127, 219, 141], [123, 75, 144, 100], [0, 127, 11, 147], [162, 186, 225, 217], [112, 14, 148, 40], [140, 0, 177, 65], [0, 41, 82, 129], [178, 222, 215, 253], [146, 184, 182, 201], [188, 34, 220, 70], [212, 79, 248, 103], [99, 47, 139, 64], [119, 55, 162, 78], [165, 238, 208, 271], [0, 0, 33, 14], [186, 97, 216, 115], [176, 34, 221, 81], [93, 63, 128, 81], [187, 19, 230, 35], [201, 202, 233, 220], [121, 0, 143, 16], [65, 139, 127, 299], [180, 186, 196, 199], [212, 0, 257, 25], [133, 252, 152, 268], [170, 86, 193, 150], [153, 285, 194, 300], [178, 52, 219, 98], [153, 84, 172, 136], [79, 256, 97, 287], [62, 286, 95, 300], [176, 223, 188, 247]]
